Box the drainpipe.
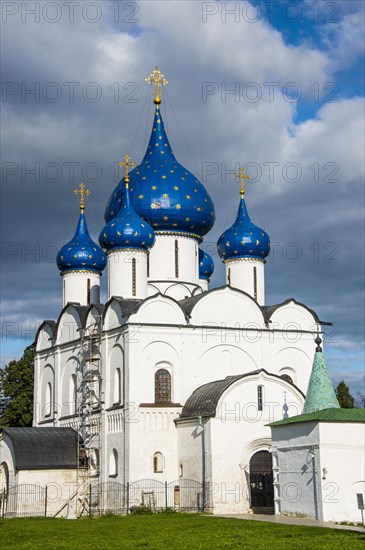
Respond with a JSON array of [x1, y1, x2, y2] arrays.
[[310, 447, 319, 520], [198, 416, 206, 511]]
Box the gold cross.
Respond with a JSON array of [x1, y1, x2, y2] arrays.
[[234, 166, 250, 197], [74, 183, 90, 211], [118, 154, 136, 185], [145, 66, 168, 105]]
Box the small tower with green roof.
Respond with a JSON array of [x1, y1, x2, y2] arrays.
[[303, 336, 340, 414]]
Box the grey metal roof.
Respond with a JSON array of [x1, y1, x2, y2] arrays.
[[2, 427, 79, 470], [180, 369, 305, 419], [103, 297, 143, 319], [262, 298, 321, 324]]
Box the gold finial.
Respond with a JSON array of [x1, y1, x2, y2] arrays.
[[145, 66, 168, 105], [118, 154, 136, 187], [234, 166, 250, 197], [74, 183, 91, 211]]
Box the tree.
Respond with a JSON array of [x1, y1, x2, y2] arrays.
[[335, 380, 355, 409], [0, 345, 34, 427]]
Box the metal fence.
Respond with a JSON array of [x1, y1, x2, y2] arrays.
[[1, 479, 208, 518], [89, 479, 205, 516], [1, 484, 47, 518]]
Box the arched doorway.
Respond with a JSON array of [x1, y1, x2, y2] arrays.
[[249, 451, 274, 514]]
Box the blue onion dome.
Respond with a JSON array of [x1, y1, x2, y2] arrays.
[[99, 178, 155, 251], [104, 106, 215, 239], [57, 210, 107, 274], [199, 248, 214, 280], [217, 194, 270, 261]]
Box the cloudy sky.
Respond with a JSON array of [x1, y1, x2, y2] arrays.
[[1, 0, 364, 395]]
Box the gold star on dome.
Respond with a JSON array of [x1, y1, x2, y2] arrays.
[[134, 232, 138, 237], [117, 231, 121, 236], [186, 195, 191, 199], [226, 242, 230, 247], [162, 175, 167, 179], [163, 216, 169, 221], [181, 177, 185, 181], [174, 186, 179, 191], [256, 240, 260, 245], [185, 217, 190, 222], [170, 170, 174, 173], [162, 193, 169, 198], [176, 204, 181, 209], [152, 185, 157, 190], [138, 194, 144, 199]]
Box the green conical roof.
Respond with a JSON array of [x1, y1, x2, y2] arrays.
[[303, 344, 340, 414]]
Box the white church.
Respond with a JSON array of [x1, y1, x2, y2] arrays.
[[1, 68, 364, 522]]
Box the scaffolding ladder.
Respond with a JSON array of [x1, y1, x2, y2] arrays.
[[76, 317, 103, 516]]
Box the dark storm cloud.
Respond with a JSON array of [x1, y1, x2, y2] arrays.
[[1, 1, 364, 393]]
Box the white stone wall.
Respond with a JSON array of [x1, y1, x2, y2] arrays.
[[62, 271, 100, 306], [272, 421, 365, 523], [319, 422, 365, 523], [226, 258, 265, 305], [148, 234, 199, 289], [177, 374, 305, 514], [33, 287, 319, 511], [108, 249, 148, 299]]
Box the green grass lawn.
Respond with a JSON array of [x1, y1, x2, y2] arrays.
[[0, 514, 364, 550]]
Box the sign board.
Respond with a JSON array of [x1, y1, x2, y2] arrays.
[[356, 493, 364, 510]]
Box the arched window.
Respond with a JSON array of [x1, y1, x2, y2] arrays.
[[153, 452, 163, 473], [109, 449, 118, 477], [90, 449, 100, 477], [257, 385, 263, 412], [280, 374, 293, 384], [45, 382, 52, 417], [70, 374, 77, 415], [113, 368, 122, 404], [155, 369, 171, 403]]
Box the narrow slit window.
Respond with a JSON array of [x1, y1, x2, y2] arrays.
[[175, 240, 179, 278], [253, 267, 257, 301], [87, 278, 91, 305], [132, 258, 136, 296], [228, 267, 231, 286], [147, 252, 150, 277], [257, 385, 263, 411]]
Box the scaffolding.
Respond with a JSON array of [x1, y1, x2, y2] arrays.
[[76, 317, 103, 515]]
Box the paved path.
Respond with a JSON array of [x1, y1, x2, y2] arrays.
[[214, 513, 365, 533]]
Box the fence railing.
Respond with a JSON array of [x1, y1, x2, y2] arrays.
[[1, 479, 211, 518], [1, 484, 47, 518]]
